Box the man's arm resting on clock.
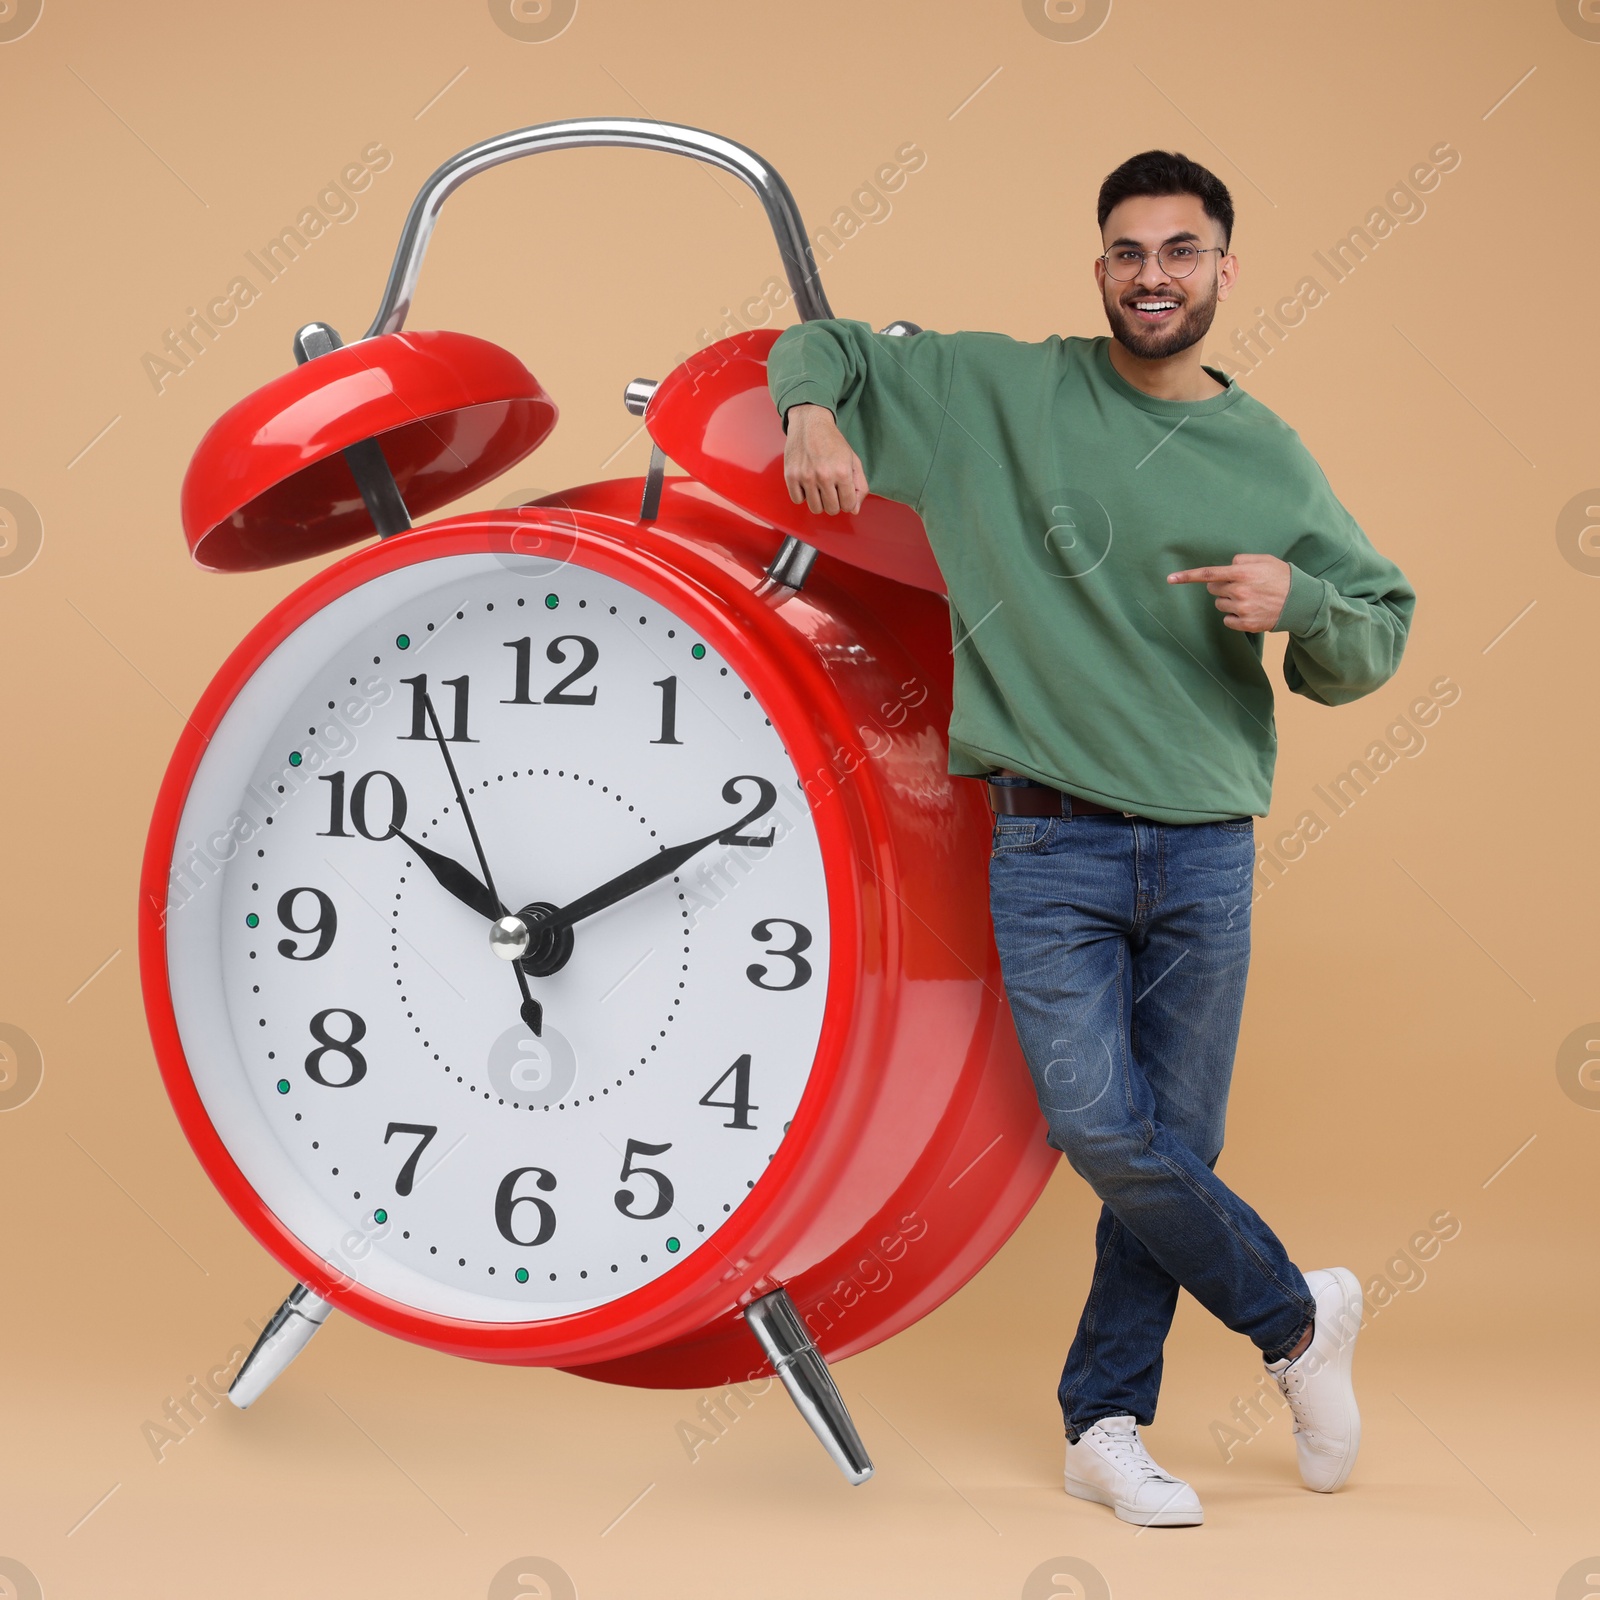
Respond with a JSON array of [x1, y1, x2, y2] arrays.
[[782, 403, 870, 515], [767, 318, 959, 517]]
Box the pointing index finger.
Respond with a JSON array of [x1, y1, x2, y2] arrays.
[[1167, 564, 1237, 584]]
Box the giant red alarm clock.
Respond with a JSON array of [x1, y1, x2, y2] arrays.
[[139, 117, 1055, 1484]]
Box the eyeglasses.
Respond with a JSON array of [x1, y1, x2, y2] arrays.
[[1099, 243, 1223, 281]]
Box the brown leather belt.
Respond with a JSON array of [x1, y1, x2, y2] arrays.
[[985, 777, 1135, 819]]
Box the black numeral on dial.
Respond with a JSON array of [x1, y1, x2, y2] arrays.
[[276, 888, 338, 960], [383, 1122, 437, 1196], [304, 1008, 368, 1088], [502, 636, 599, 706], [318, 770, 408, 840], [495, 1165, 558, 1246], [651, 676, 682, 745], [400, 674, 474, 742], [699, 1053, 758, 1129], [717, 776, 777, 847], [746, 919, 812, 990], [614, 1139, 675, 1219]]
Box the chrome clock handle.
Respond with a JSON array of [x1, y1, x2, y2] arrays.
[[364, 116, 836, 340]]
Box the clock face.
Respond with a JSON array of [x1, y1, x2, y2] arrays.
[[163, 547, 831, 1322]]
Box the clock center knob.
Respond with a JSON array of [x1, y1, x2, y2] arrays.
[[490, 915, 530, 961], [513, 902, 576, 978]]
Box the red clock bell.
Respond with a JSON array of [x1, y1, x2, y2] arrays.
[[140, 117, 1055, 1484]]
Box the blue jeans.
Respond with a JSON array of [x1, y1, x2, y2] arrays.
[[987, 790, 1316, 1442]]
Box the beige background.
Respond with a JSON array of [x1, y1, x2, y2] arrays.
[[3, 1, 1598, 1596]]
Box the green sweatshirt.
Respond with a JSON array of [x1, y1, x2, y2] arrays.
[[766, 321, 1416, 823]]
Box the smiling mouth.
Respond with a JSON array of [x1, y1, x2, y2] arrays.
[[1126, 296, 1182, 323]]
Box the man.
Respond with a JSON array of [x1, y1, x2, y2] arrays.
[[767, 150, 1414, 1527]]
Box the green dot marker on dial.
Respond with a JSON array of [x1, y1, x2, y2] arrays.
[[515, 1267, 529, 1284], [690, 644, 706, 660], [288, 751, 303, 767], [245, 913, 260, 928], [666, 1236, 681, 1252], [396, 633, 410, 650], [374, 1209, 387, 1224], [275, 1079, 290, 1094], [544, 593, 559, 609]]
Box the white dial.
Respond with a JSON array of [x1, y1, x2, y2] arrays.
[[164, 550, 830, 1321]]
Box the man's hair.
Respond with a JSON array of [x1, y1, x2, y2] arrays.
[[1097, 151, 1234, 250]]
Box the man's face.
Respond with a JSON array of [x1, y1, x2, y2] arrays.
[[1096, 193, 1235, 360]]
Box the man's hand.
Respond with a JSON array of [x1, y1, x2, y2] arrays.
[[1167, 552, 1293, 633], [782, 403, 869, 516]]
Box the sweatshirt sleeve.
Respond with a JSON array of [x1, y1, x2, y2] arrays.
[[1272, 475, 1416, 707], [766, 318, 960, 511]]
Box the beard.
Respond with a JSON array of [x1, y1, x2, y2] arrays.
[[1102, 274, 1219, 361]]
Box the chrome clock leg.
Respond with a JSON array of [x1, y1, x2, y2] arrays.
[[228, 1283, 333, 1410], [743, 1287, 873, 1485]]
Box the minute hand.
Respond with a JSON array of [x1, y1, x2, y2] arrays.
[[538, 826, 731, 933], [541, 791, 777, 933]]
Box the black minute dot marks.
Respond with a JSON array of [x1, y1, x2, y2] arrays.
[[394, 767, 691, 1109]]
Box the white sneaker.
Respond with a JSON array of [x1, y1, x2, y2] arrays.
[[1063, 1416, 1204, 1527], [1266, 1266, 1363, 1491]]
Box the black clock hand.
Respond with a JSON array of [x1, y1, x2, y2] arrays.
[[536, 825, 730, 934], [535, 776, 777, 935], [417, 693, 543, 1037], [394, 830, 504, 924]]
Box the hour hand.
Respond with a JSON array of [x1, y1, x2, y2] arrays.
[[395, 830, 504, 923]]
